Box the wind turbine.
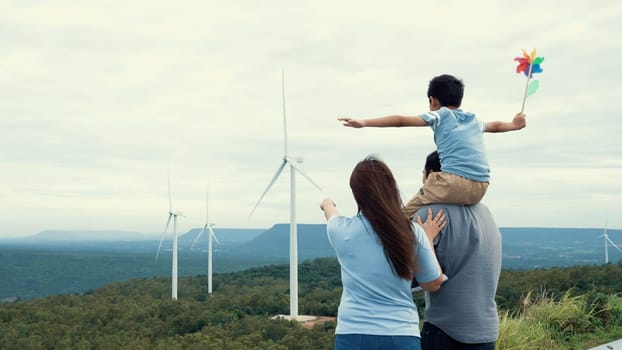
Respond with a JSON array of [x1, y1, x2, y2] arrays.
[[191, 189, 220, 295], [155, 169, 184, 300], [249, 70, 322, 319], [599, 223, 622, 264]]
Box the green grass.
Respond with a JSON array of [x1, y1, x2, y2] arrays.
[[497, 291, 622, 349]]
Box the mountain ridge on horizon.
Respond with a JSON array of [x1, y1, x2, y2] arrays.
[[1, 226, 621, 302], [2, 225, 620, 243]]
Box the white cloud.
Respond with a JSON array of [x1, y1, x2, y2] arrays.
[[1, 0, 621, 237]]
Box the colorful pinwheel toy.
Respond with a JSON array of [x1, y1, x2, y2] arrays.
[[514, 48, 544, 113]]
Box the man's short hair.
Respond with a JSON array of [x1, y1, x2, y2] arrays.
[[424, 150, 441, 177]]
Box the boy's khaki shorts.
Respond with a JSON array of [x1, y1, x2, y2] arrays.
[[404, 171, 488, 219]]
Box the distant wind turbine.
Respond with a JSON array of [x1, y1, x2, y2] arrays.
[[249, 69, 322, 319], [599, 223, 622, 264], [191, 189, 220, 295], [155, 169, 184, 300]]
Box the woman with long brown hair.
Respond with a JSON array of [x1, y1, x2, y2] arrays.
[[320, 155, 446, 350]]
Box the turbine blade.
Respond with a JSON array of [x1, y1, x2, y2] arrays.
[[205, 189, 209, 223], [209, 225, 221, 246], [249, 159, 288, 217], [282, 68, 288, 157], [168, 168, 172, 212], [287, 157, 322, 191], [163, 213, 173, 233], [155, 214, 173, 262], [191, 225, 206, 249], [607, 236, 622, 254]]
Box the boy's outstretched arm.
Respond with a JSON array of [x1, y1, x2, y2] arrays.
[[484, 113, 527, 133], [339, 115, 428, 128]]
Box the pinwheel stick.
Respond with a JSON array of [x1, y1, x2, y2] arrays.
[[520, 63, 534, 114]]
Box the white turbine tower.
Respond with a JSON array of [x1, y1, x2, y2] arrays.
[[155, 169, 184, 300], [191, 189, 220, 295], [599, 224, 622, 264], [249, 70, 322, 320]]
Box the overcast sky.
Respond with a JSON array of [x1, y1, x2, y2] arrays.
[[2, 0, 621, 238]]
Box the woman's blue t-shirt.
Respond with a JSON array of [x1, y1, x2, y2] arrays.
[[327, 214, 440, 336]]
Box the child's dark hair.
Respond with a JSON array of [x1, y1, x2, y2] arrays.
[[427, 74, 464, 107]]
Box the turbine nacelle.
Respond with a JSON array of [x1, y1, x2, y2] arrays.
[[286, 156, 303, 163], [191, 223, 221, 249]]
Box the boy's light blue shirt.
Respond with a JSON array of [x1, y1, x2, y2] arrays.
[[421, 107, 490, 182], [327, 213, 440, 336]]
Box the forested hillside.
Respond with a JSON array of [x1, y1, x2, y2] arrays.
[[1, 258, 621, 349], [0, 248, 289, 300], [2, 226, 620, 301]]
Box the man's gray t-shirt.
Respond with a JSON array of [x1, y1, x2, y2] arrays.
[[415, 203, 502, 344]]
